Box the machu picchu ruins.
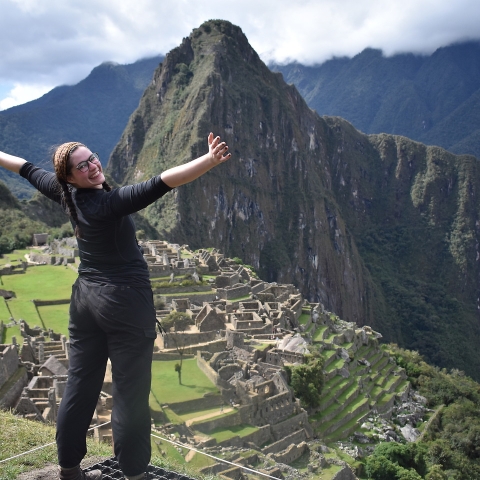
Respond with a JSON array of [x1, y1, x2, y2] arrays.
[[0, 239, 432, 480]]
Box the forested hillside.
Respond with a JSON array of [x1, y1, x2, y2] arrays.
[[272, 41, 480, 160]]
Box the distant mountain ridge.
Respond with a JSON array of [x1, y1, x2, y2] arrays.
[[271, 41, 480, 160], [0, 55, 163, 198]]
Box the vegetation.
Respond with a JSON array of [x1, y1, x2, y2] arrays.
[[0, 410, 112, 480], [374, 345, 480, 479], [284, 355, 324, 408], [0, 411, 219, 480]]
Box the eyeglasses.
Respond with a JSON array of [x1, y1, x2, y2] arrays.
[[75, 153, 100, 172]]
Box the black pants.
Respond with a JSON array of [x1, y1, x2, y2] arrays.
[[56, 278, 157, 477]]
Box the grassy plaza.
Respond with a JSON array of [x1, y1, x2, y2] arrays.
[[150, 358, 220, 407]]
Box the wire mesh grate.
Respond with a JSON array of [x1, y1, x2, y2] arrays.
[[84, 457, 196, 480]]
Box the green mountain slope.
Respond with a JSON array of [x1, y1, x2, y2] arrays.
[[272, 41, 480, 160], [0, 55, 163, 198], [106, 20, 480, 380]]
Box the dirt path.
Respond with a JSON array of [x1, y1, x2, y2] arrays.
[[185, 407, 233, 427]]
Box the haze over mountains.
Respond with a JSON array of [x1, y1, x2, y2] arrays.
[[0, 21, 479, 382]]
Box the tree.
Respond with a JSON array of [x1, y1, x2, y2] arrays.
[[284, 355, 324, 408], [162, 311, 193, 385]]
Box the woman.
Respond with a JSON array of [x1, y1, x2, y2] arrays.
[[0, 133, 231, 480]]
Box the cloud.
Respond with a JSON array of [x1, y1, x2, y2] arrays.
[[0, 83, 53, 110], [1, 0, 480, 108]]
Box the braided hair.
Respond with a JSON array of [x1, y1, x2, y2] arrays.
[[52, 142, 112, 238]]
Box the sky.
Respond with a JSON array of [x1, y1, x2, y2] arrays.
[[1, 0, 480, 110]]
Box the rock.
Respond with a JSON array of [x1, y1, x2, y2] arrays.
[[331, 464, 359, 479], [353, 432, 371, 444], [400, 423, 421, 442], [413, 393, 427, 404], [339, 348, 350, 361]]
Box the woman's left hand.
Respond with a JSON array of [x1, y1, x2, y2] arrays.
[[208, 132, 231, 164]]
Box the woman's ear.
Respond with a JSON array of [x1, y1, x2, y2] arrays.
[[66, 174, 77, 187]]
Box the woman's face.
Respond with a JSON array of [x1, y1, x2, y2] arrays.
[[66, 146, 105, 189]]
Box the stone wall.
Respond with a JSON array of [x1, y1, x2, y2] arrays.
[[217, 424, 272, 449], [193, 410, 243, 433], [262, 428, 307, 455], [161, 331, 217, 349], [152, 352, 195, 361], [168, 394, 224, 415], [265, 349, 304, 366], [0, 344, 19, 389], [270, 411, 311, 441], [160, 292, 217, 303], [32, 299, 70, 307], [256, 392, 296, 425], [0, 366, 28, 409], [217, 285, 250, 300], [269, 441, 308, 465], [197, 353, 220, 386]]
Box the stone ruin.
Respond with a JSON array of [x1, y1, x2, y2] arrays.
[[0, 239, 425, 479]]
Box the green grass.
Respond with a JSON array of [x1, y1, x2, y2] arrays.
[[228, 295, 251, 302], [162, 406, 185, 424], [0, 298, 12, 320], [298, 313, 310, 325], [250, 342, 270, 350], [324, 332, 337, 343], [207, 424, 258, 443], [180, 407, 224, 421], [0, 249, 32, 266], [1, 265, 76, 300], [0, 410, 112, 480], [37, 304, 70, 336], [377, 391, 395, 407], [5, 300, 40, 325], [2, 325, 21, 344], [150, 358, 219, 406], [312, 325, 328, 342], [325, 357, 345, 372], [321, 349, 337, 363]]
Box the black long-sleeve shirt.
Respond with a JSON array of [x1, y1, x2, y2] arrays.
[[20, 162, 173, 287]]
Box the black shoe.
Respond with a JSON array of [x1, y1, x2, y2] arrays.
[[59, 465, 102, 480]]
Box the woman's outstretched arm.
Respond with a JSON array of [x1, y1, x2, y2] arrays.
[[0, 151, 27, 173], [160, 132, 231, 188]]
